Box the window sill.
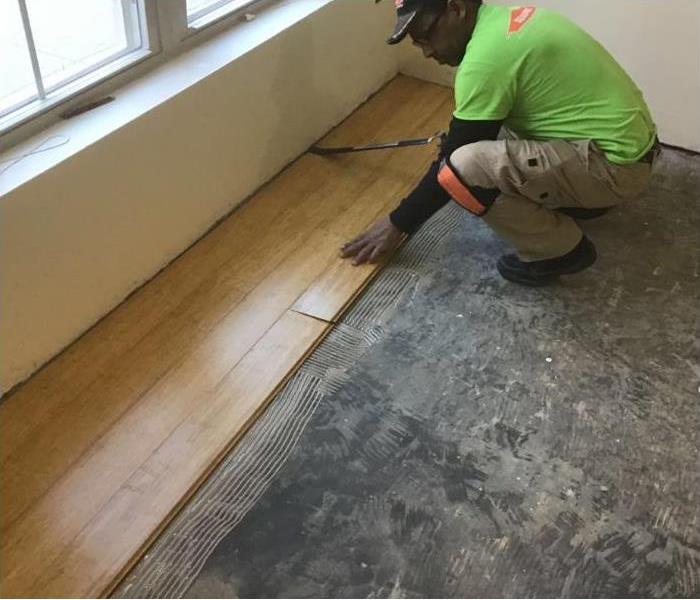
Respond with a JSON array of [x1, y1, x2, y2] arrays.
[[0, 0, 334, 198], [0, 48, 153, 137]]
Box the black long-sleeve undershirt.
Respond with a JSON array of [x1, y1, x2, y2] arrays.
[[389, 117, 503, 234]]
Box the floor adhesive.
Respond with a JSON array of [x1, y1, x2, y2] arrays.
[[114, 205, 466, 598]]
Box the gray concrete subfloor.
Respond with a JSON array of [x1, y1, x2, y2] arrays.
[[185, 148, 699, 598]]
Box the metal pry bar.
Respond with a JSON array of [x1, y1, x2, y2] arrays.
[[309, 131, 445, 156]]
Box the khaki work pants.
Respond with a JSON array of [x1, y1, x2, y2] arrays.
[[448, 137, 655, 261]]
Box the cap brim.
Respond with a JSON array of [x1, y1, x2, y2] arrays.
[[386, 10, 418, 45]]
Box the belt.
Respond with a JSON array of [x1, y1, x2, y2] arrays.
[[639, 137, 660, 164]]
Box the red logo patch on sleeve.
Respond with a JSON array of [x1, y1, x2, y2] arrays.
[[508, 6, 536, 34]]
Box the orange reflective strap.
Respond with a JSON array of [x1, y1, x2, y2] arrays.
[[437, 160, 487, 216]]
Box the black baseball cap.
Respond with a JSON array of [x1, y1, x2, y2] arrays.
[[386, 0, 446, 45]]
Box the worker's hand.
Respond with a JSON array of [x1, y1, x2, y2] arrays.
[[340, 216, 403, 266]]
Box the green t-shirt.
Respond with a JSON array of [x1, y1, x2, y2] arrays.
[[454, 5, 656, 164]]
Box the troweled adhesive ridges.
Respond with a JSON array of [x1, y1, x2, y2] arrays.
[[114, 206, 463, 599]]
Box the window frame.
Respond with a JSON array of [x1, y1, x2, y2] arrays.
[[186, 0, 265, 29], [0, 0, 274, 144]]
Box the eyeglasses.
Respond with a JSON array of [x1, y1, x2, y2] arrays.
[[409, 10, 443, 46]]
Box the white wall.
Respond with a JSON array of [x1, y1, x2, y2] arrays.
[[0, 0, 398, 394], [398, 0, 700, 152]]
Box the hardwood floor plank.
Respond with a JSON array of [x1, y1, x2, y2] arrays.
[[0, 83, 450, 529], [294, 93, 452, 322], [1, 271, 247, 533], [293, 258, 383, 323], [10, 312, 328, 598], [0, 230, 340, 592], [0, 77, 442, 461], [0, 76, 454, 598]]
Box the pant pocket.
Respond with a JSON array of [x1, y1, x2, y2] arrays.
[[516, 156, 583, 206], [554, 153, 619, 209], [516, 175, 557, 205], [508, 140, 588, 206]]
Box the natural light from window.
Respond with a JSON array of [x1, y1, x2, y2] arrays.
[[186, 0, 258, 25], [0, 1, 36, 117], [1, 0, 271, 135], [187, 0, 225, 14], [1, 0, 142, 121]]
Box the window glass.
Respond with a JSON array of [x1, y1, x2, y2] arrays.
[[0, 0, 38, 116], [25, 0, 142, 92], [186, 0, 254, 24]]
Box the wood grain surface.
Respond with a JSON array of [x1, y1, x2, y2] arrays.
[[0, 75, 452, 598]]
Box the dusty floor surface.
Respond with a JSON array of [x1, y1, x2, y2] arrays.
[[121, 148, 700, 598]]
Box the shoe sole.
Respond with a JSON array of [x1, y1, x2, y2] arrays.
[[555, 208, 611, 220], [497, 262, 557, 286], [497, 252, 597, 287]]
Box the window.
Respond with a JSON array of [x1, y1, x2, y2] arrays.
[[186, 0, 261, 26], [1, 0, 272, 137], [1, 0, 147, 129]]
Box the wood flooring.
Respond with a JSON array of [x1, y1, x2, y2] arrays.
[[0, 75, 452, 598]]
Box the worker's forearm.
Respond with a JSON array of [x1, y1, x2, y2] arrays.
[[390, 160, 449, 234], [389, 118, 503, 234]]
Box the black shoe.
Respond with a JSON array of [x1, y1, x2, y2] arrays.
[[497, 236, 597, 286], [555, 206, 611, 220]]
